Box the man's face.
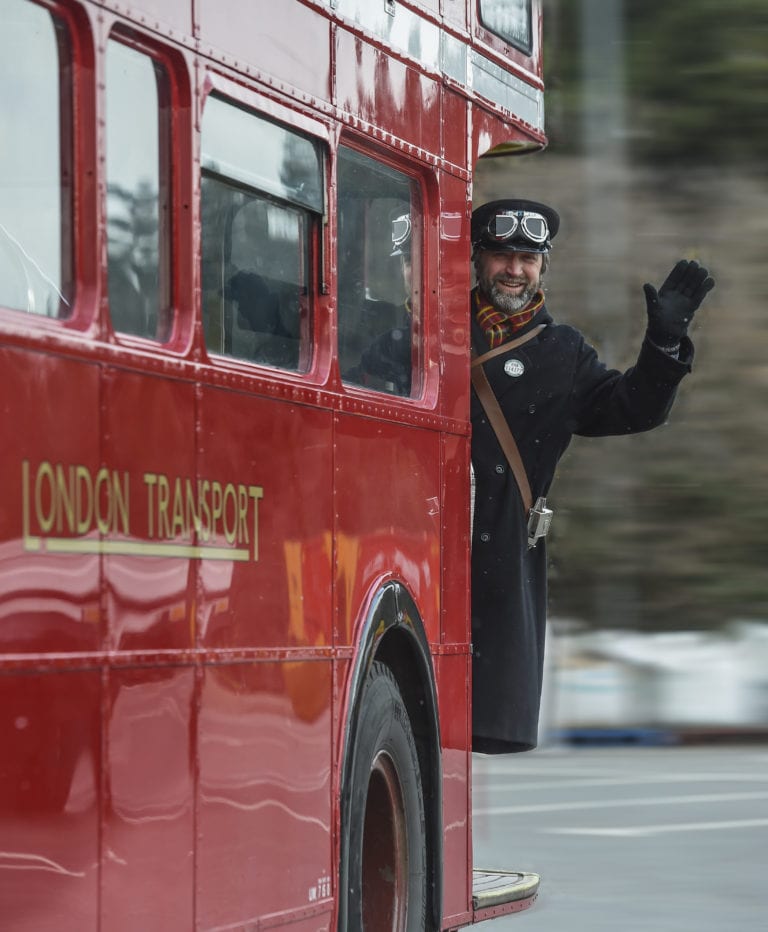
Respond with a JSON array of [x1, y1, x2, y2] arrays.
[[476, 248, 543, 313]]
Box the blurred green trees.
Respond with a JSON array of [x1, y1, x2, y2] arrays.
[[477, 0, 768, 632], [626, 0, 768, 168], [546, 0, 768, 170]]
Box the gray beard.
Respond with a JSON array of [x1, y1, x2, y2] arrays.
[[480, 274, 539, 314]]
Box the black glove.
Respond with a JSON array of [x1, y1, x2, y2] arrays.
[[643, 259, 715, 347]]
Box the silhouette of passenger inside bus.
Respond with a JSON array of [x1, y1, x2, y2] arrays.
[[107, 187, 149, 336], [225, 269, 299, 369], [352, 213, 413, 395]]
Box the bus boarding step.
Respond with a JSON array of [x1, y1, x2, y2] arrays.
[[472, 869, 540, 910]]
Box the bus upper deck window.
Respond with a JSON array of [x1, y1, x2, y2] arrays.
[[0, 0, 72, 317], [105, 39, 170, 341], [479, 0, 533, 54], [200, 97, 323, 372], [337, 147, 421, 398]]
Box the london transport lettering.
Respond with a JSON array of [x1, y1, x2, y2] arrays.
[[21, 459, 263, 561]]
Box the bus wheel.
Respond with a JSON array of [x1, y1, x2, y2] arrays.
[[346, 661, 427, 931]]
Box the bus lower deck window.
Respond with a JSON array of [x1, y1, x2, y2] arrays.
[[0, 0, 71, 318], [105, 39, 171, 341], [200, 96, 322, 373], [337, 146, 421, 398]]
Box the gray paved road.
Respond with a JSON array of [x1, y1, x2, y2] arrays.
[[471, 745, 768, 931]]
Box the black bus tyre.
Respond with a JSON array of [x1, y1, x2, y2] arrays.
[[345, 661, 427, 931]]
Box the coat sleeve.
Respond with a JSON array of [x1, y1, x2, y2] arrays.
[[569, 332, 694, 437]]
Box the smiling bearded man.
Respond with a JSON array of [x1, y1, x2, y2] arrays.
[[475, 246, 543, 315], [468, 197, 715, 755]]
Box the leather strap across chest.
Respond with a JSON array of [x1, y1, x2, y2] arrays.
[[471, 324, 546, 369], [470, 324, 546, 513]]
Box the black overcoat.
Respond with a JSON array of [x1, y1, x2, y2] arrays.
[[470, 294, 694, 753]]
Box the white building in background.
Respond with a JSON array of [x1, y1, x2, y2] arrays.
[[544, 621, 768, 737]]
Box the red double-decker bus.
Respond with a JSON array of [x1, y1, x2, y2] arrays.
[[0, 1, 547, 928]]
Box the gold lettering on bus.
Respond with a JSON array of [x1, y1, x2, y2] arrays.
[[31, 460, 129, 536], [142, 473, 262, 554], [21, 459, 263, 562]]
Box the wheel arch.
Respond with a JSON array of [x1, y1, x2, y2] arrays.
[[337, 579, 443, 931]]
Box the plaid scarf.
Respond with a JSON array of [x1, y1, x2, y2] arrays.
[[474, 289, 545, 349]]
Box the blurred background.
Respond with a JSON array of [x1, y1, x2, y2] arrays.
[[475, 0, 768, 740]]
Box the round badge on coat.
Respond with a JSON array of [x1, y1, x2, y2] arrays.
[[504, 358, 525, 378]]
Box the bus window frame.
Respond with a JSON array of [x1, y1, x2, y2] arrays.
[[335, 135, 428, 405], [55, 5, 75, 318], [477, 0, 534, 56], [197, 75, 332, 385], [473, 0, 543, 79], [0, 0, 78, 327], [103, 24, 190, 351], [199, 171, 316, 373]]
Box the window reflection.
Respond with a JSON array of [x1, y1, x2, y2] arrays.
[[0, 0, 70, 317], [200, 98, 320, 371], [479, 0, 532, 52], [337, 147, 419, 397], [201, 182, 308, 369], [105, 40, 169, 340], [202, 96, 322, 214]]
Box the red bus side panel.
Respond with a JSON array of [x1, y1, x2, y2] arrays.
[[197, 0, 331, 102], [333, 412, 441, 647], [102, 367, 197, 653], [0, 668, 101, 930], [0, 346, 101, 654], [195, 386, 333, 925], [102, 667, 195, 930], [335, 30, 441, 154], [196, 660, 332, 927]]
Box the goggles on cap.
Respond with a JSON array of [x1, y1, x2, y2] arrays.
[[391, 213, 411, 256], [481, 209, 550, 247]]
